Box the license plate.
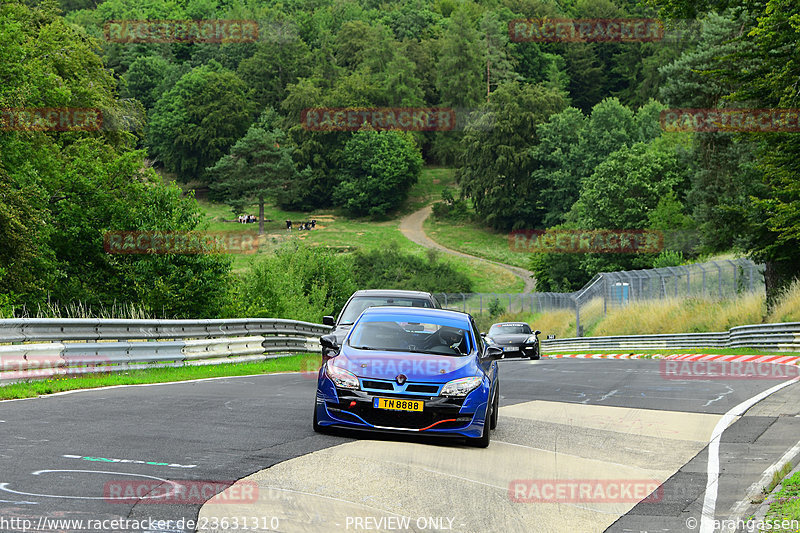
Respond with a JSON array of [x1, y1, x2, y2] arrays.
[[373, 398, 423, 412], [503, 346, 519, 352]]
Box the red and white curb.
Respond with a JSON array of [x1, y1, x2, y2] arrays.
[[544, 353, 799, 365]]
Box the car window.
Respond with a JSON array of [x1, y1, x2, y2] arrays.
[[471, 318, 484, 354], [347, 318, 471, 356], [489, 323, 532, 335], [338, 296, 433, 324]]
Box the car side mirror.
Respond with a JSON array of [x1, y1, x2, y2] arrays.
[[534, 330, 541, 336], [322, 316, 335, 327], [320, 334, 339, 359], [480, 332, 486, 337], [485, 346, 503, 360]]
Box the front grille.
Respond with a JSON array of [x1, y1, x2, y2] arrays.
[[362, 380, 393, 390], [405, 384, 439, 394]]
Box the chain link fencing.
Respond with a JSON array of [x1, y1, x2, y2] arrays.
[[435, 258, 765, 336]]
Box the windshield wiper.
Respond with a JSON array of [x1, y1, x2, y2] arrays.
[[349, 345, 375, 350]]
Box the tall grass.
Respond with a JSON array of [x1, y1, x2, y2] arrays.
[[591, 292, 765, 335], [14, 300, 155, 319], [767, 278, 800, 323]]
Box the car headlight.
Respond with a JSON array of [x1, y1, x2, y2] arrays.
[[440, 376, 482, 397], [325, 362, 360, 390], [525, 335, 538, 344]]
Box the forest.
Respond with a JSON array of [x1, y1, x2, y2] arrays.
[[0, 0, 797, 319]]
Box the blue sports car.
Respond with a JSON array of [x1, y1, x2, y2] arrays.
[[313, 306, 503, 447]]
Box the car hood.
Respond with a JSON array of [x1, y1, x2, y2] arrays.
[[489, 333, 532, 344], [332, 347, 477, 383]]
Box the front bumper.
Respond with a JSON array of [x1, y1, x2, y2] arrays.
[[498, 343, 538, 358], [315, 379, 489, 438]]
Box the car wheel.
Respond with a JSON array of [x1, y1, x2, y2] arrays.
[[468, 397, 492, 448], [490, 385, 499, 430], [313, 404, 325, 433], [530, 344, 541, 360]]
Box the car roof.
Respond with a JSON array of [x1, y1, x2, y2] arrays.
[[361, 306, 470, 322], [490, 322, 530, 327], [350, 289, 434, 298]]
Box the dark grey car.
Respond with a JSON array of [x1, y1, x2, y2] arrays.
[[484, 322, 541, 360], [322, 290, 442, 346]]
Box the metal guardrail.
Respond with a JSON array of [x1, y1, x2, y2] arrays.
[[541, 322, 800, 353], [0, 318, 330, 384]]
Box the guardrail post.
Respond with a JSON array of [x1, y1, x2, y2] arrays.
[[574, 296, 582, 337]]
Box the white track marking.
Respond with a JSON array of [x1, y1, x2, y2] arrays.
[[0, 470, 179, 501], [721, 440, 800, 532], [700, 377, 800, 533]]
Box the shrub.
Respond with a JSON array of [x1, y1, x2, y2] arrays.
[[352, 244, 472, 293], [227, 244, 357, 322]]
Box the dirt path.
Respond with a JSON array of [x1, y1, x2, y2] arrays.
[[399, 205, 537, 293]]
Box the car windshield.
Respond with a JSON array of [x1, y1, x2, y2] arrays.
[[347, 317, 471, 356], [489, 324, 532, 335], [338, 296, 432, 325]]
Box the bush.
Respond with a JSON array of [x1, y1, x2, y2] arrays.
[[652, 250, 684, 269], [488, 297, 505, 318], [227, 244, 357, 322], [352, 245, 472, 293], [333, 130, 423, 217], [431, 189, 470, 221]]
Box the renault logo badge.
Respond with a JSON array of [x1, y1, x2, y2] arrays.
[[396, 374, 407, 385]]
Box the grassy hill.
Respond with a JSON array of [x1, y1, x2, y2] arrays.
[[186, 167, 525, 293]]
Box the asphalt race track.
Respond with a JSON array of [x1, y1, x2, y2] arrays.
[[1, 359, 798, 533]]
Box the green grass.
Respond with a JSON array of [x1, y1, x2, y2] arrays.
[[0, 354, 319, 400], [424, 216, 532, 269], [764, 469, 800, 526], [401, 167, 458, 214], [189, 167, 523, 292]]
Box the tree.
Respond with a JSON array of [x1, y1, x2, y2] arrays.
[[122, 55, 177, 110], [208, 126, 298, 235], [652, 0, 800, 301], [435, 6, 484, 108], [576, 136, 690, 230], [236, 28, 312, 109], [457, 81, 567, 230], [530, 107, 588, 227], [333, 129, 423, 217], [148, 61, 256, 181], [480, 11, 520, 100]]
